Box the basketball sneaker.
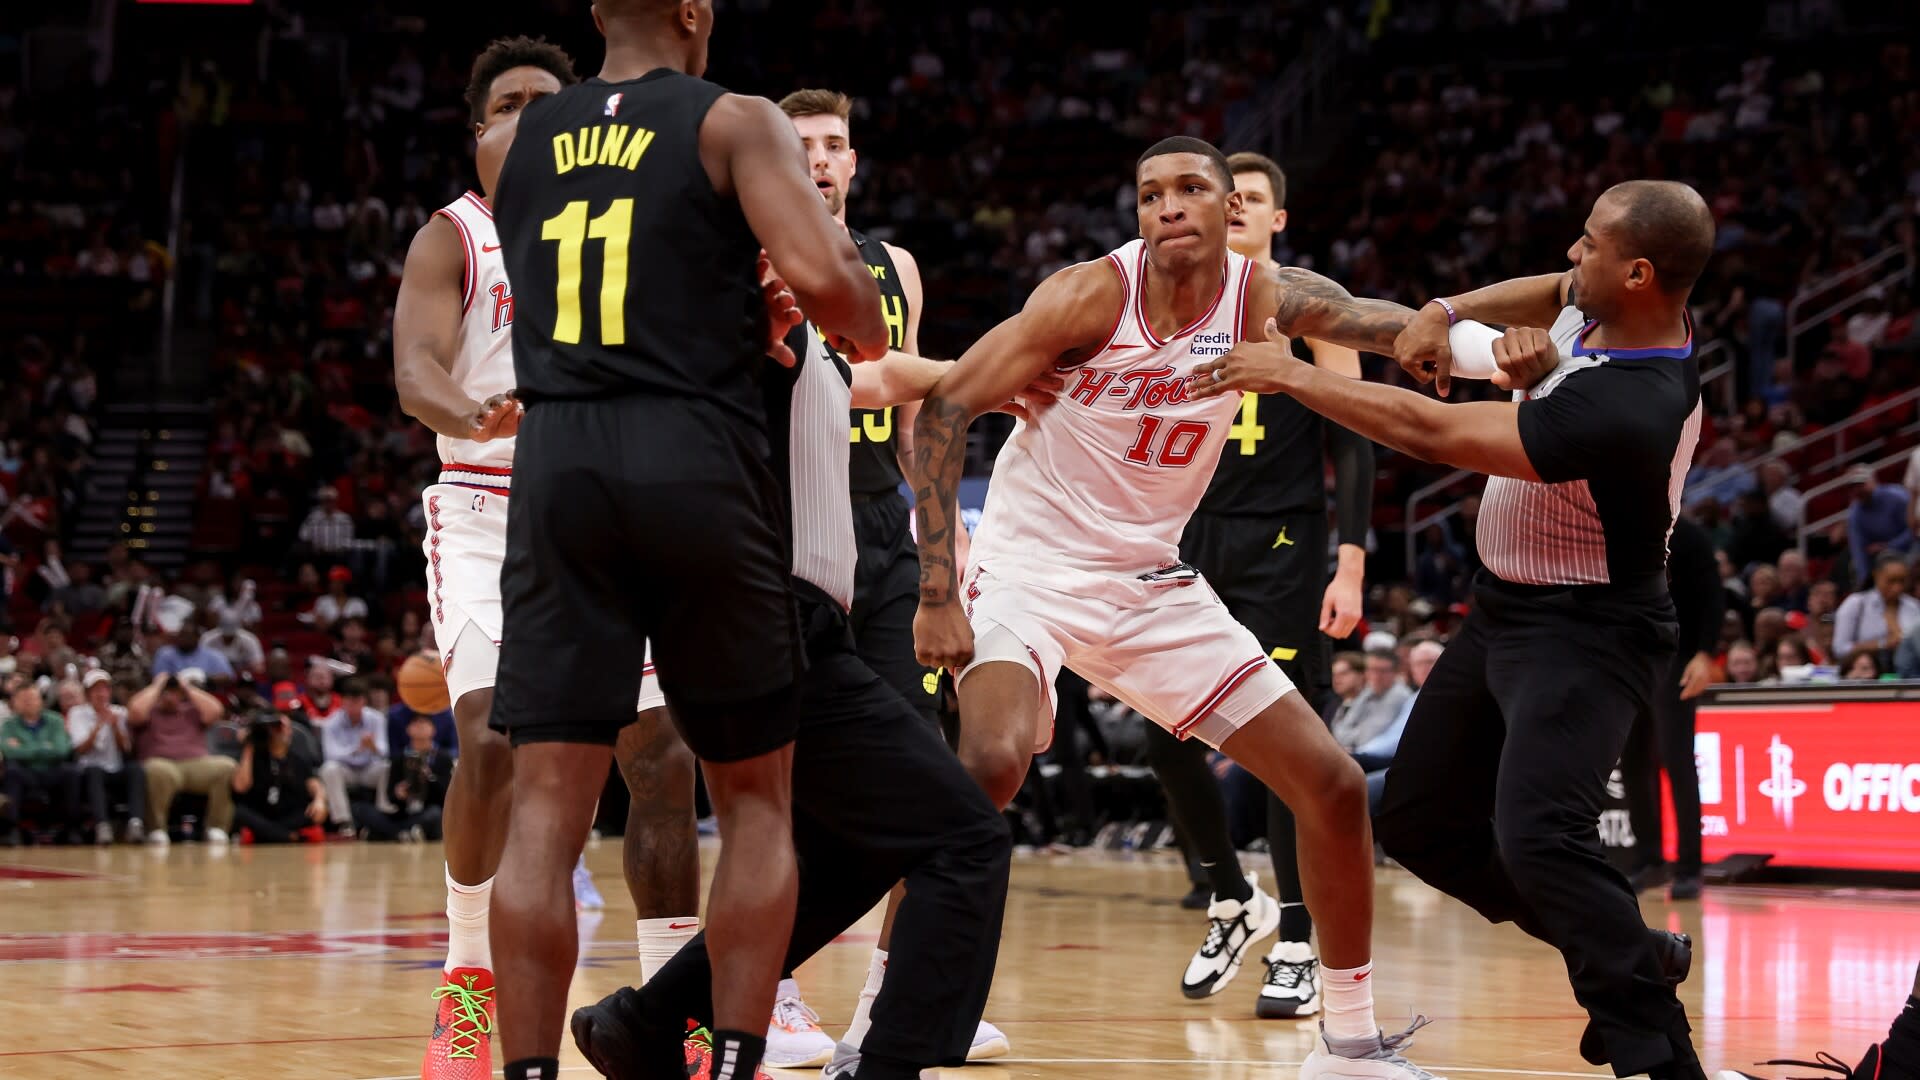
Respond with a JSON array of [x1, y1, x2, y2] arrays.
[[765, 978, 835, 1068], [421, 967, 494, 1079], [573, 857, 606, 911], [1580, 929, 1690, 1066], [1301, 1017, 1444, 1080], [969, 1019, 1011, 1060], [684, 1024, 775, 1080], [1716, 1044, 1892, 1080], [1181, 872, 1280, 999], [820, 1020, 1006, 1077], [1256, 939, 1321, 1019]]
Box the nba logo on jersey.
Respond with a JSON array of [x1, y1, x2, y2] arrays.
[[604, 92, 623, 117]]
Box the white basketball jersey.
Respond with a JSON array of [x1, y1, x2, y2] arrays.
[[432, 191, 516, 476], [968, 239, 1255, 595]]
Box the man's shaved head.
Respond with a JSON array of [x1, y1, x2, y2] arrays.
[[1599, 180, 1715, 295]]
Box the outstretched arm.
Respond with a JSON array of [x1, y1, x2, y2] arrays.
[[1266, 267, 1418, 354]]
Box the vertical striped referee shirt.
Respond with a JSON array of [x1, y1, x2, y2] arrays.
[[764, 322, 859, 612], [1479, 305, 1702, 589]]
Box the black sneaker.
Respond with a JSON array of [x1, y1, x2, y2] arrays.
[[1715, 1044, 1886, 1080], [1179, 884, 1211, 910], [1581, 930, 1691, 1065], [569, 986, 685, 1080], [1670, 873, 1704, 900]]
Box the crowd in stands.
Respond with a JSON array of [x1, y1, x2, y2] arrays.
[[3, 2, 1919, 849]]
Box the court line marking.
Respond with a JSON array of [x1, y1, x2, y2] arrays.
[[348, 1063, 1615, 1079]]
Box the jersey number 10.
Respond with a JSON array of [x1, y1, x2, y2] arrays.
[[541, 198, 633, 346]]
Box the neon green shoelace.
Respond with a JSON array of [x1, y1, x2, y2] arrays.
[[429, 980, 495, 1059]]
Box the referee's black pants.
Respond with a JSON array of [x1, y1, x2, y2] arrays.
[[633, 583, 1011, 1070], [1375, 575, 1693, 1076]]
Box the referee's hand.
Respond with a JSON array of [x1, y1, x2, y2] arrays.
[[1490, 326, 1559, 392], [758, 252, 804, 368], [914, 600, 975, 670], [1394, 301, 1454, 397]]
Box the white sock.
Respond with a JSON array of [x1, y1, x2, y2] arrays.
[[444, 865, 493, 973], [1320, 960, 1377, 1041], [636, 916, 699, 986], [841, 948, 888, 1049]]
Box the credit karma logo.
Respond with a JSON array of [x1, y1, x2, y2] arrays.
[[1756, 735, 1808, 827]]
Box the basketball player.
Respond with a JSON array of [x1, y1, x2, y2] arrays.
[[483, 2, 889, 1078], [1151, 150, 1375, 1019], [393, 37, 695, 1080], [1191, 181, 1715, 1080], [776, 86, 1006, 1069], [908, 136, 1435, 1080], [571, 318, 1018, 1080]]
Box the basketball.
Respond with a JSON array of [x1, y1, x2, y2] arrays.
[[397, 652, 452, 714]]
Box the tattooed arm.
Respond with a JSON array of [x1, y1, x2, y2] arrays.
[[1261, 266, 1418, 354], [910, 259, 1124, 668]]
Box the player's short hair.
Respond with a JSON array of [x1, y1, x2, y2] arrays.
[[1226, 151, 1286, 209], [1601, 180, 1715, 296], [778, 88, 853, 127], [1136, 136, 1234, 191], [465, 36, 578, 126]]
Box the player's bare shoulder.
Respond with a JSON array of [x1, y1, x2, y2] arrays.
[[1024, 256, 1129, 365], [401, 212, 466, 284]]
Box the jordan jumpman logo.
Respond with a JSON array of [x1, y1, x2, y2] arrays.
[[1272, 527, 1295, 549]]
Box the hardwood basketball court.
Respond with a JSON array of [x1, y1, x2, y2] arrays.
[[1, 842, 1910, 1078]]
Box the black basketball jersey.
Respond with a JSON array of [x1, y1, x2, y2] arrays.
[[844, 229, 910, 495], [493, 70, 767, 425], [1196, 336, 1327, 517]]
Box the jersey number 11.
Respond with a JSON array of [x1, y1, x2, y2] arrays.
[[541, 198, 633, 346]]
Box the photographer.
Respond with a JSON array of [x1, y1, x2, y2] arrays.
[[230, 706, 326, 843], [358, 713, 450, 842]]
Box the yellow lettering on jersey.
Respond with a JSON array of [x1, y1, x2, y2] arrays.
[[850, 407, 894, 443], [597, 124, 629, 166], [879, 293, 906, 349], [867, 263, 889, 280], [616, 127, 655, 170], [579, 126, 601, 167], [1228, 394, 1265, 455], [1269, 646, 1298, 662], [553, 132, 576, 174]]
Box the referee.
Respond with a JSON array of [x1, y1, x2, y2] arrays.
[[484, 5, 888, 1078], [1194, 180, 1716, 1080]]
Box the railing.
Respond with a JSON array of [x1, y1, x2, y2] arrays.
[[1785, 243, 1914, 372], [1225, 22, 1345, 156], [1685, 386, 1920, 504], [1797, 447, 1918, 556], [1695, 339, 1736, 418]]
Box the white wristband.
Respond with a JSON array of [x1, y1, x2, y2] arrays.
[[1446, 320, 1502, 380]]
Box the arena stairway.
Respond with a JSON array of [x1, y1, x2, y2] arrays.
[[69, 402, 211, 574]]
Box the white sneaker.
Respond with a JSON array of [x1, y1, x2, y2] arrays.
[[1301, 1018, 1444, 1080], [821, 1042, 938, 1079], [204, 827, 230, 845], [125, 817, 144, 844], [967, 1019, 1010, 1060], [95, 821, 115, 846], [1256, 940, 1321, 1019], [146, 829, 170, 847], [1181, 872, 1280, 999], [765, 978, 835, 1068]]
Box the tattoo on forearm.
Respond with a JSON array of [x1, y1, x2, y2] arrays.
[[1271, 268, 1415, 353], [912, 394, 970, 603]]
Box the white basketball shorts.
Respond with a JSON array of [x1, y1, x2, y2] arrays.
[[954, 562, 1294, 753], [422, 482, 664, 712]]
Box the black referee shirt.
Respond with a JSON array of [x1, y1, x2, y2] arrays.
[[1479, 306, 1702, 591]]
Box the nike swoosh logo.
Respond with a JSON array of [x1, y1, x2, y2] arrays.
[[481, 243, 501, 253], [1107, 343, 1144, 350], [668, 921, 698, 930]]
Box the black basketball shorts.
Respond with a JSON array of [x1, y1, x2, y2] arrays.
[[1178, 509, 1332, 703]]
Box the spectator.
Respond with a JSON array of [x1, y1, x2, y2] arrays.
[[332, 615, 376, 675], [297, 486, 355, 555], [318, 677, 391, 838], [1726, 490, 1790, 571], [360, 713, 452, 842], [1833, 553, 1920, 664], [1767, 633, 1813, 683], [0, 683, 81, 844], [1356, 639, 1442, 812], [1897, 624, 1920, 680], [1724, 640, 1760, 683], [67, 670, 146, 844], [150, 626, 237, 683], [94, 621, 151, 687], [199, 613, 266, 679], [22, 620, 80, 681], [1747, 564, 1782, 618], [206, 576, 261, 630], [300, 659, 347, 724], [1775, 549, 1812, 612], [1846, 467, 1913, 586], [1905, 445, 1920, 537], [303, 566, 369, 630], [1841, 648, 1882, 681], [1321, 651, 1366, 723], [1759, 461, 1804, 534], [127, 671, 234, 846], [1329, 648, 1410, 753], [230, 708, 327, 843], [50, 560, 106, 622]]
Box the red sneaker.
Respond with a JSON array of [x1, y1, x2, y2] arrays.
[[421, 967, 494, 1079], [683, 1025, 774, 1079]]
